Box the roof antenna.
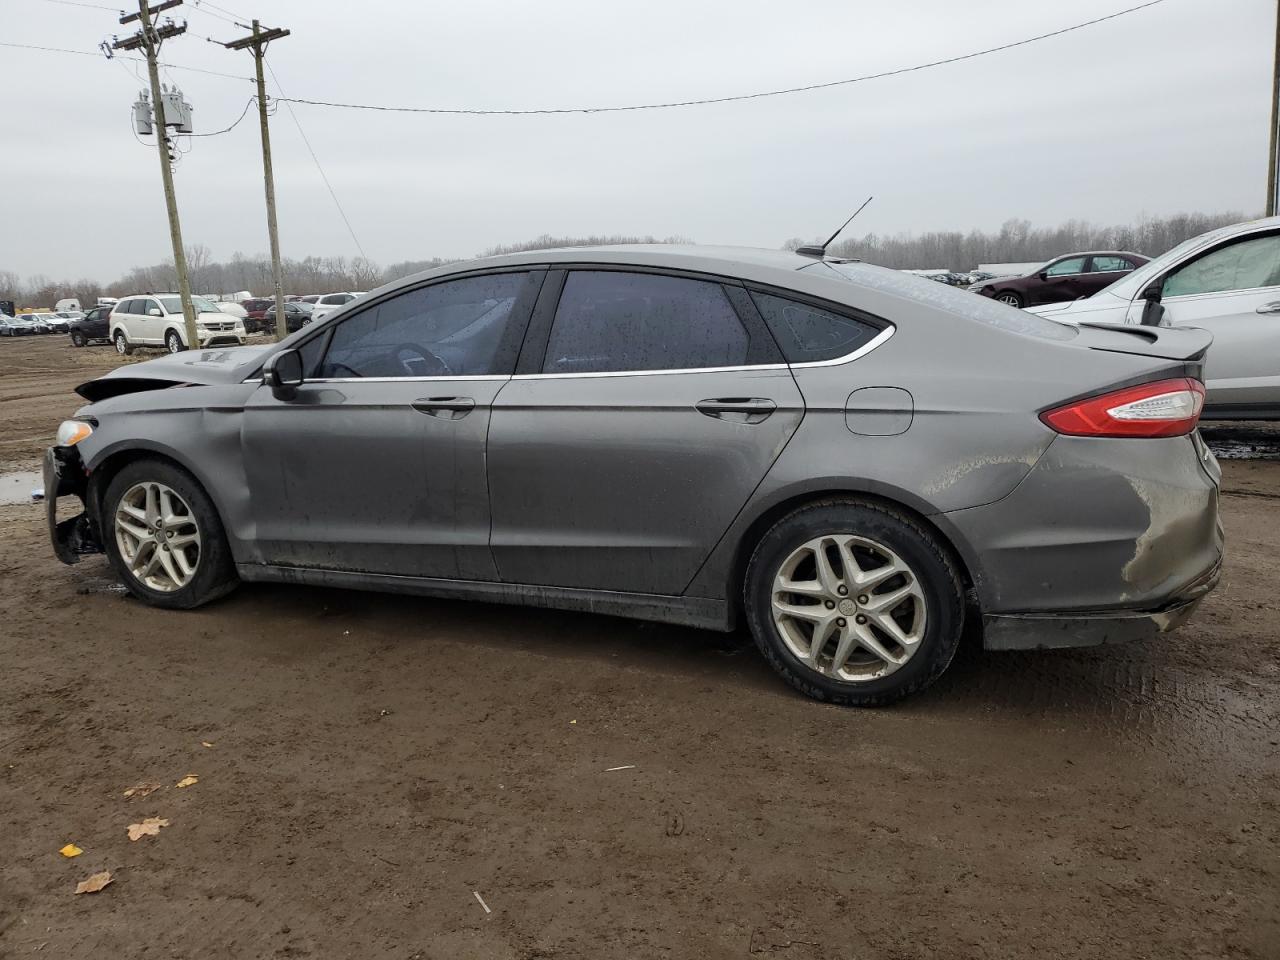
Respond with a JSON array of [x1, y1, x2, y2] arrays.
[[795, 196, 874, 259]]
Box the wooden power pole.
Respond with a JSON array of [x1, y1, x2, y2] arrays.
[[225, 20, 291, 340], [1269, 0, 1280, 217], [114, 0, 199, 349]]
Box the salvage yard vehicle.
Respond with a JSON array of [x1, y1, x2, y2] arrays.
[[109, 294, 247, 354], [970, 251, 1149, 307], [0, 315, 33, 336], [1027, 216, 1280, 419], [43, 246, 1223, 705], [68, 305, 115, 347]]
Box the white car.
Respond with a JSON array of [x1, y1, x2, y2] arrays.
[[109, 294, 247, 354], [308, 291, 365, 323], [31, 311, 69, 332], [214, 301, 249, 320], [1027, 216, 1280, 419]]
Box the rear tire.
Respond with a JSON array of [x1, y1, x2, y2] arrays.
[[995, 291, 1023, 308], [113, 331, 133, 356], [165, 329, 186, 353], [101, 458, 238, 610], [744, 499, 964, 706]]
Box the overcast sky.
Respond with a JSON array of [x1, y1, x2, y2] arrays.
[[1, 0, 1274, 280]]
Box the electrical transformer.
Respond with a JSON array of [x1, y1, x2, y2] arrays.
[[161, 86, 194, 133], [133, 92, 154, 135]]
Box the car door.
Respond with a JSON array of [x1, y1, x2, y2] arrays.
[[1033, 256, 1089, 305], [1126, 231, 1280, 411], [134, 297, 163, 344], [240, 268, 544, 580], [486, 268, 805, 596], [1083, 255, 1133, 297]]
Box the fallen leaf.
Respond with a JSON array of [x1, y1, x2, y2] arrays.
[[74, 871, 113, 895], [122, 782, 162, 799], [127, 817, 170, 841], [200, 741, 214, 748], [175, 774, 198, 789], [569, 720, 577, 725], [59, 844, 83, 858]]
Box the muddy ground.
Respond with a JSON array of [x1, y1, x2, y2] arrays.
[[0, 335, 1277, 959]]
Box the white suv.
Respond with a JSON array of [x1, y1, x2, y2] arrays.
[[110, 294, 247, 355], [307, 291, 364, 324]]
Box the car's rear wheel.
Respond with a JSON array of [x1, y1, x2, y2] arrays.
[[113, 331, 133, 355], [102, 459, 238, 609], [995, 291, 1023, 307], [744, 499, 964, 706], [165, 329, 186, 353], [71, 330, 87, 348]]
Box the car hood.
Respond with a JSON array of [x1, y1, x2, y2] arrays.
[[76, 343, 271, 401], [1025, 292, 1131, 320]]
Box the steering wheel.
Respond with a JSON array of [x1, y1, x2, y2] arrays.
[[394, 342, 453, 377]]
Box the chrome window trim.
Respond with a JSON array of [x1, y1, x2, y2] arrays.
[[294, 374, 512, 384], [513, 325, 895, 380]]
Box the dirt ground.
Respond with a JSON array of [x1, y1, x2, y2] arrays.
[[1, 335, 1277, 959]]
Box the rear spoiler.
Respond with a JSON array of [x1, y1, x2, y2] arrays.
[[1075, 321, 1212, 362]]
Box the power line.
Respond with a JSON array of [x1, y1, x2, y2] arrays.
[[266, 60, 368, 259], [184, 95, 254, 135], [0, 39, 252, 80], [277, 0, 1170, 116], [37, 0, 124, 11]]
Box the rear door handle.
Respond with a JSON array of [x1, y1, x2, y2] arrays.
[[412, 397, 475, 419], [695, 397, 777, 424], [1256, 302, 1280, 315]]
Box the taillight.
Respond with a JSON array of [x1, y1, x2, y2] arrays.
[[1040, 377, 1205, 438]]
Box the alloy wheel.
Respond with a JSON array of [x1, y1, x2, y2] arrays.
[[771, 534, 927, 682], [115, 333, 128, 354], [996, 293, 1021, 306], [113, 481, 202, 592], [166, 332, 182, 353]]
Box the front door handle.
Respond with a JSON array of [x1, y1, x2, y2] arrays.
[[1256, 301, 1280, 315], [412, 397, 475, 420], [695, 397, 777, 424]]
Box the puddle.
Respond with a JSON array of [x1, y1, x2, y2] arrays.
[[0, 469, 42, 506], [1204, 438, 1280, 461]]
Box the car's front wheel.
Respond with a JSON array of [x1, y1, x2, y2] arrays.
[[102, 458, 238, 609], [744, 499, 964, 706], [165, 329, 186, 353], [113, 331, 133, 355], [994, 291, 1023, 308], [70, 330, 87, 348]]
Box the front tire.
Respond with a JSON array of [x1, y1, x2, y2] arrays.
[[165, 329, 186, 353], [994, 291, 1023, 308], [71, 330, 87, 348], [744, 499, 964, 706], [113, 331, 133, 355], [101, 458, 238, 609]]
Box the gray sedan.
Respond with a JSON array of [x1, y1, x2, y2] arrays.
[[43, 246, 1223, 705]]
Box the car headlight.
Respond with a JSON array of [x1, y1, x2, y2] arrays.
[[56, 420, 94, 447]]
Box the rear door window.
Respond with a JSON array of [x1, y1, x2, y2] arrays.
[[1089, 256, 1131, 273], [749, 291, 879, 363], [542, 271, 749, 374], [318, 272, 532, 378]]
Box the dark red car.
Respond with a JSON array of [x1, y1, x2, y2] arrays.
[[240, 298, 313, 334], [969, 251, 1149, 308]]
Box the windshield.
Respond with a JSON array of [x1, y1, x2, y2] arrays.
[[818, 261, 1077, 341], [160, 295, 219, 314], [1096, 224, 1252, 301]]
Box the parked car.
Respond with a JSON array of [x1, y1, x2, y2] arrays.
[[968, 271, 998, 285], [31, 312, 69, 332], [0, 315, 33, 336], [108, 294, 247, 354], [43, 246, 1221, 706], [17, 315, 52, 334], [69, 305, 115, 347], [215, 301, 249, 321], [308, 291, 364, 323], [1027, 217, 1280, 418], [263, 302, 313, 335], [969, 252, 1149, 307]]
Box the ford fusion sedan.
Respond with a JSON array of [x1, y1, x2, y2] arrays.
[[970, 251, 1149, 307], [43, 246, 1222, 705], [1026, 217, 1280, 419]]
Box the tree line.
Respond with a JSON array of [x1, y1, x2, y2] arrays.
[[0, 214, 1251, 308]]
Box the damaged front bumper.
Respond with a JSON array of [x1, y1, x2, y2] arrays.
[[44, 445, 104, 564], [982, 557, 1222, 651]]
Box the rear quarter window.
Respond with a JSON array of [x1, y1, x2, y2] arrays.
[[748, 291, 879, 363]]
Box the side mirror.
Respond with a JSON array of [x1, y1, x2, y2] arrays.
[[1037, 271, 1049, 282], [265, 349, 304, 399], [147, 308, 162, 317], [1139, 281, 1165, 327]]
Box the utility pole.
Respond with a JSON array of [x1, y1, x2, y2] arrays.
[[114, 0, 199, 349], [226, 20, 291, 340], [1269, 0, 1280, 217]]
